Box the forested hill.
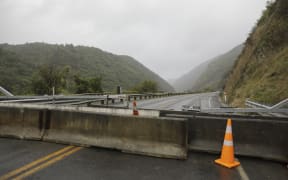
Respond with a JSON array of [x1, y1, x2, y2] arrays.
[[0, 43, 174, 94], [224, 0, 288, 106], [173, 44, 243, 92]]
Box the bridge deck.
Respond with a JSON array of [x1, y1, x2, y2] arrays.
[[0, 92, 287, 179]]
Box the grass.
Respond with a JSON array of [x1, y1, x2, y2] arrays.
[[224, 0, 288, 106]]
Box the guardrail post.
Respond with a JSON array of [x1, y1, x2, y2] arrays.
[[101, 100, 105, 105]]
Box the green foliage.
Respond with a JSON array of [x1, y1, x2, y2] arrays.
[[73, 75, 90, 93], [0, 48, 33, 94], [0, 43, 174, 95], [32, 65, 70, 95], [257, 1, 276, 26], [74, 75, 103, 93], [191, 45, 243, 92], [133, 80, 158, 93], [224, 0, 288, 106], [174, 44, 243, 92], [89, 77, 103, 93]]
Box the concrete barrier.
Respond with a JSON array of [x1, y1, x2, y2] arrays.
[[0, 107, 44, 140], [1, 103, 287, 161], [43, 110, 187, 159], [188, 116, 288, 162], [0, 104, 187, 159], [0, 107, 25, 139], [0, 103, 160, 117], [231, 117, 288, 162], [161, 111, 288, 162]]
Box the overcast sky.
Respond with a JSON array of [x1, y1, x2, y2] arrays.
[[0, 0, 267, 80]]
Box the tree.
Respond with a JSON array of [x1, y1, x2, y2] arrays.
[[74, 75, 90, 93], [74, 75, 103, 94], [31, 65, 70, 95], [89, 77, 103, 93], [133, 80, 158, 93]]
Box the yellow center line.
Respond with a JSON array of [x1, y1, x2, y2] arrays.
[[0, 145, 75, 180], [13, 147, 83, 180]]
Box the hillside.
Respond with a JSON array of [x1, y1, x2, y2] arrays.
[[173, 44, 243, 92], [224, 0, 288, 106], [0, 43, 174, 94], [173, 61, 210, 92]]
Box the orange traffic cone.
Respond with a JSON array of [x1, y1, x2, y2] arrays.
[[133, 100, 139, 116], [215, 118, 240, 168]]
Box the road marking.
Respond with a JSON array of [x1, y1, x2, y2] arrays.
[[0, 145, 79, 180], [236, 165, 250, 180], [13, 147, 83, 180]]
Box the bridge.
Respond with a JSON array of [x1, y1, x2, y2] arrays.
[[0, 91, 287, 179]]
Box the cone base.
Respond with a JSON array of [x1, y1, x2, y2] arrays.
[[133, 110, 139, 116], [214, 159, 240, 168]]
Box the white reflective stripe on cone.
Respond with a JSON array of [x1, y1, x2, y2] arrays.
[[223, 140, 233, 146], [225, 126, 232, 133]]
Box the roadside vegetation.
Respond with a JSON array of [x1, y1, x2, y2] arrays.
[[224, 0, 288, 106], [0, 43, 174, 95], [31, 65, 103, 95], [132, 80, 158, 93]]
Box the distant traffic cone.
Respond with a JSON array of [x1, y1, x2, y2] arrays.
[[133, 100, 139, 116], [215, 118, 240, 168]]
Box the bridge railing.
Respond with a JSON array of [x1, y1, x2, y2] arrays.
[[193, 98, 288, 114], [245, 98, 288, 110], [0, 92, 189, 107]]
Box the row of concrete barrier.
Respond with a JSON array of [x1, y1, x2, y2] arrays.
[[0, 103, 287, 162], [160, 110, 288, 162], [0, 104, 187, 159]]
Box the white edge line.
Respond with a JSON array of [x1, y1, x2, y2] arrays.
[[237, 165, 250, 180]]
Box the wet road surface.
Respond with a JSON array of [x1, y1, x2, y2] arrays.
[[0, 138, 287, 180], [135, 92, 222, 110]]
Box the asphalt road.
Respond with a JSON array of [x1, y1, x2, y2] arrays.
[[0, 138, 287, 180], [135, 92, 222, 110], [0, 93, 287, 180]]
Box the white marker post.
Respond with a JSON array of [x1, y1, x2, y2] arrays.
[[224, 92, 227, 104], [52, 86, 55, 104]]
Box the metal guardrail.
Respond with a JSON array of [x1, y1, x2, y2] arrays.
[[0, 93, 187, 106], [200, 108, 288, 113], [244, 98, 288, 115], [269, 98, 288, 109], [0, 86, 13, 96], [245, 98, 288, 109], [245, 99, 271, 109], [195, 98, 288, 114]]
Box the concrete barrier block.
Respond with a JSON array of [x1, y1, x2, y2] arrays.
[[0, 107, 42, 140], [232, 118, 288, 162], [43, 110, 188, 159], [22, 109, 44, 140], [0, 107, 24, 139], [188, 116, 288, 162]]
